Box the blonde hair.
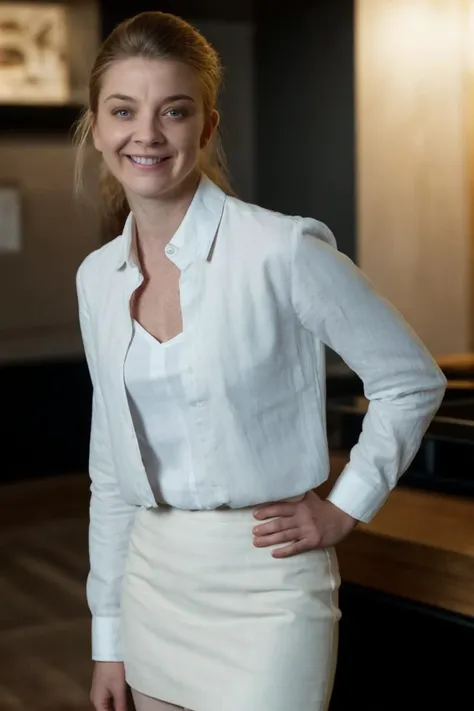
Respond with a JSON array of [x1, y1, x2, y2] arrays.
[[73, 11, 233, 235]]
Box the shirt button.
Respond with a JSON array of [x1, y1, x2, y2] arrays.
[[165, 245, 176, 256]]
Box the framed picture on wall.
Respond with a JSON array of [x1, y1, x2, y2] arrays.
[[0, 0, 99, 134]]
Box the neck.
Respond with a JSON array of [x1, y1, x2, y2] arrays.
[[128, 171, 201, 258]]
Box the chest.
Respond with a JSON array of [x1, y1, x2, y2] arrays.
[[130, 258, 182, 344], [97, 254, 303, 408]]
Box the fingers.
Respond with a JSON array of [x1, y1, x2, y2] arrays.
[[90, 680, 127, 711], [91, 693, 114, 711], [253, 502, 296, 520], [253, 497, 325, 556], [253, 514, 297, 547], [91, 662, 128, 711], [113, 688, 128, 711], [271, 539, 310, 558], [90, 687, 108, 711], [253, 527, 300, 548], [253, 515, 295, 537]]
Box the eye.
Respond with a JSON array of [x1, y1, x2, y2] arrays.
[[165, 107, 186, 119], [112, 108, 133, 119]]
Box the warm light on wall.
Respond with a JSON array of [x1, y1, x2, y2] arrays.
[[370, 3, 462, 64], [355, 0, 474, 356], [468, 3, 474, 71]]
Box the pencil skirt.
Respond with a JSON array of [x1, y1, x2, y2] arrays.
[[121, 506, 341, 711]]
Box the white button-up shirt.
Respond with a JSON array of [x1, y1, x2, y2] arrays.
[[124, 321, 203, 509], [76, 175, 446, 661]]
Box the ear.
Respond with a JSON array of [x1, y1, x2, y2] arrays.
[[91, 117, 102, 153], [200, 110, 219, 149]]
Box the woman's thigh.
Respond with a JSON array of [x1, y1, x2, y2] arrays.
[[131, 688, 187, 711]]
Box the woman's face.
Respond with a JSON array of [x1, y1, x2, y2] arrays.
[[93, 57, 218, 202]]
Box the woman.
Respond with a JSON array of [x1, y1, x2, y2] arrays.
[[75, 11, 446, 711]]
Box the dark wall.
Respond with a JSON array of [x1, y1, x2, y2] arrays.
[[1, 358, 91, 484], [99, 0, 254, 37], [255, 0, 356, 259]]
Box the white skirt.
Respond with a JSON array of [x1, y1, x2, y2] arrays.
[[121, 506, 341, 711]]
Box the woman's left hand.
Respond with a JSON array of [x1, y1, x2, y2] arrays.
[[252, 490, 357, 558]]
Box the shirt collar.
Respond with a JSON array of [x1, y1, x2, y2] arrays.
[[115, 174, 227, 271]]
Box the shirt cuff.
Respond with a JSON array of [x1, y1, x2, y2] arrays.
[[92, 616, 123, 662], [326, 464, 390, 523]]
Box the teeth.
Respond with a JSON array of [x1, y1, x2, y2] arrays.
[[130, 156, 164, 165]]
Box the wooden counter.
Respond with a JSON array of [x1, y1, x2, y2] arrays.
[[437, 352, 474, 372], [323, 452, 474, 617]]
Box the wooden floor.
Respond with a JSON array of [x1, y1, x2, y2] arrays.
[[0, 476, 93, 711]]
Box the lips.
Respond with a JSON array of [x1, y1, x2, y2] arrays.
[[128, 155, 170, 165]]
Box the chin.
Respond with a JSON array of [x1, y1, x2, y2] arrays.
[[141, 178, 178, 195], [127, 171, 199, 201]]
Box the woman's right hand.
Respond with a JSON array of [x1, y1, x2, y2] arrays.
[[91, 661, 128, 711]]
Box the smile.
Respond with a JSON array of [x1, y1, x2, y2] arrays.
[[127, 155, 170, 165]]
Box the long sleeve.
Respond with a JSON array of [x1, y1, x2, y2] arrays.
[[77, 265, 137, 661], [291, 217, 447, 522]]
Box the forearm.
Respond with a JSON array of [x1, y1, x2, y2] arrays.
[[88, 484, 137, 661], [326, 385, 444, 522]]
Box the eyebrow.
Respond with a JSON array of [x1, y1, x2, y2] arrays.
[[104, 93, 196, 103]]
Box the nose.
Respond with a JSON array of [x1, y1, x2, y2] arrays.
[[133, 112, 165, 146]]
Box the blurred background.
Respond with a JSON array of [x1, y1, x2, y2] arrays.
[[0, 0, 473, 709]]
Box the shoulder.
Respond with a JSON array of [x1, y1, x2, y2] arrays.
[[223, 194, 337, 253], [223, 197, 364, 302]]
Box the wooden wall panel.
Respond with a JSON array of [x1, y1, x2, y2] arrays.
[[356, 0, 474, 356]]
